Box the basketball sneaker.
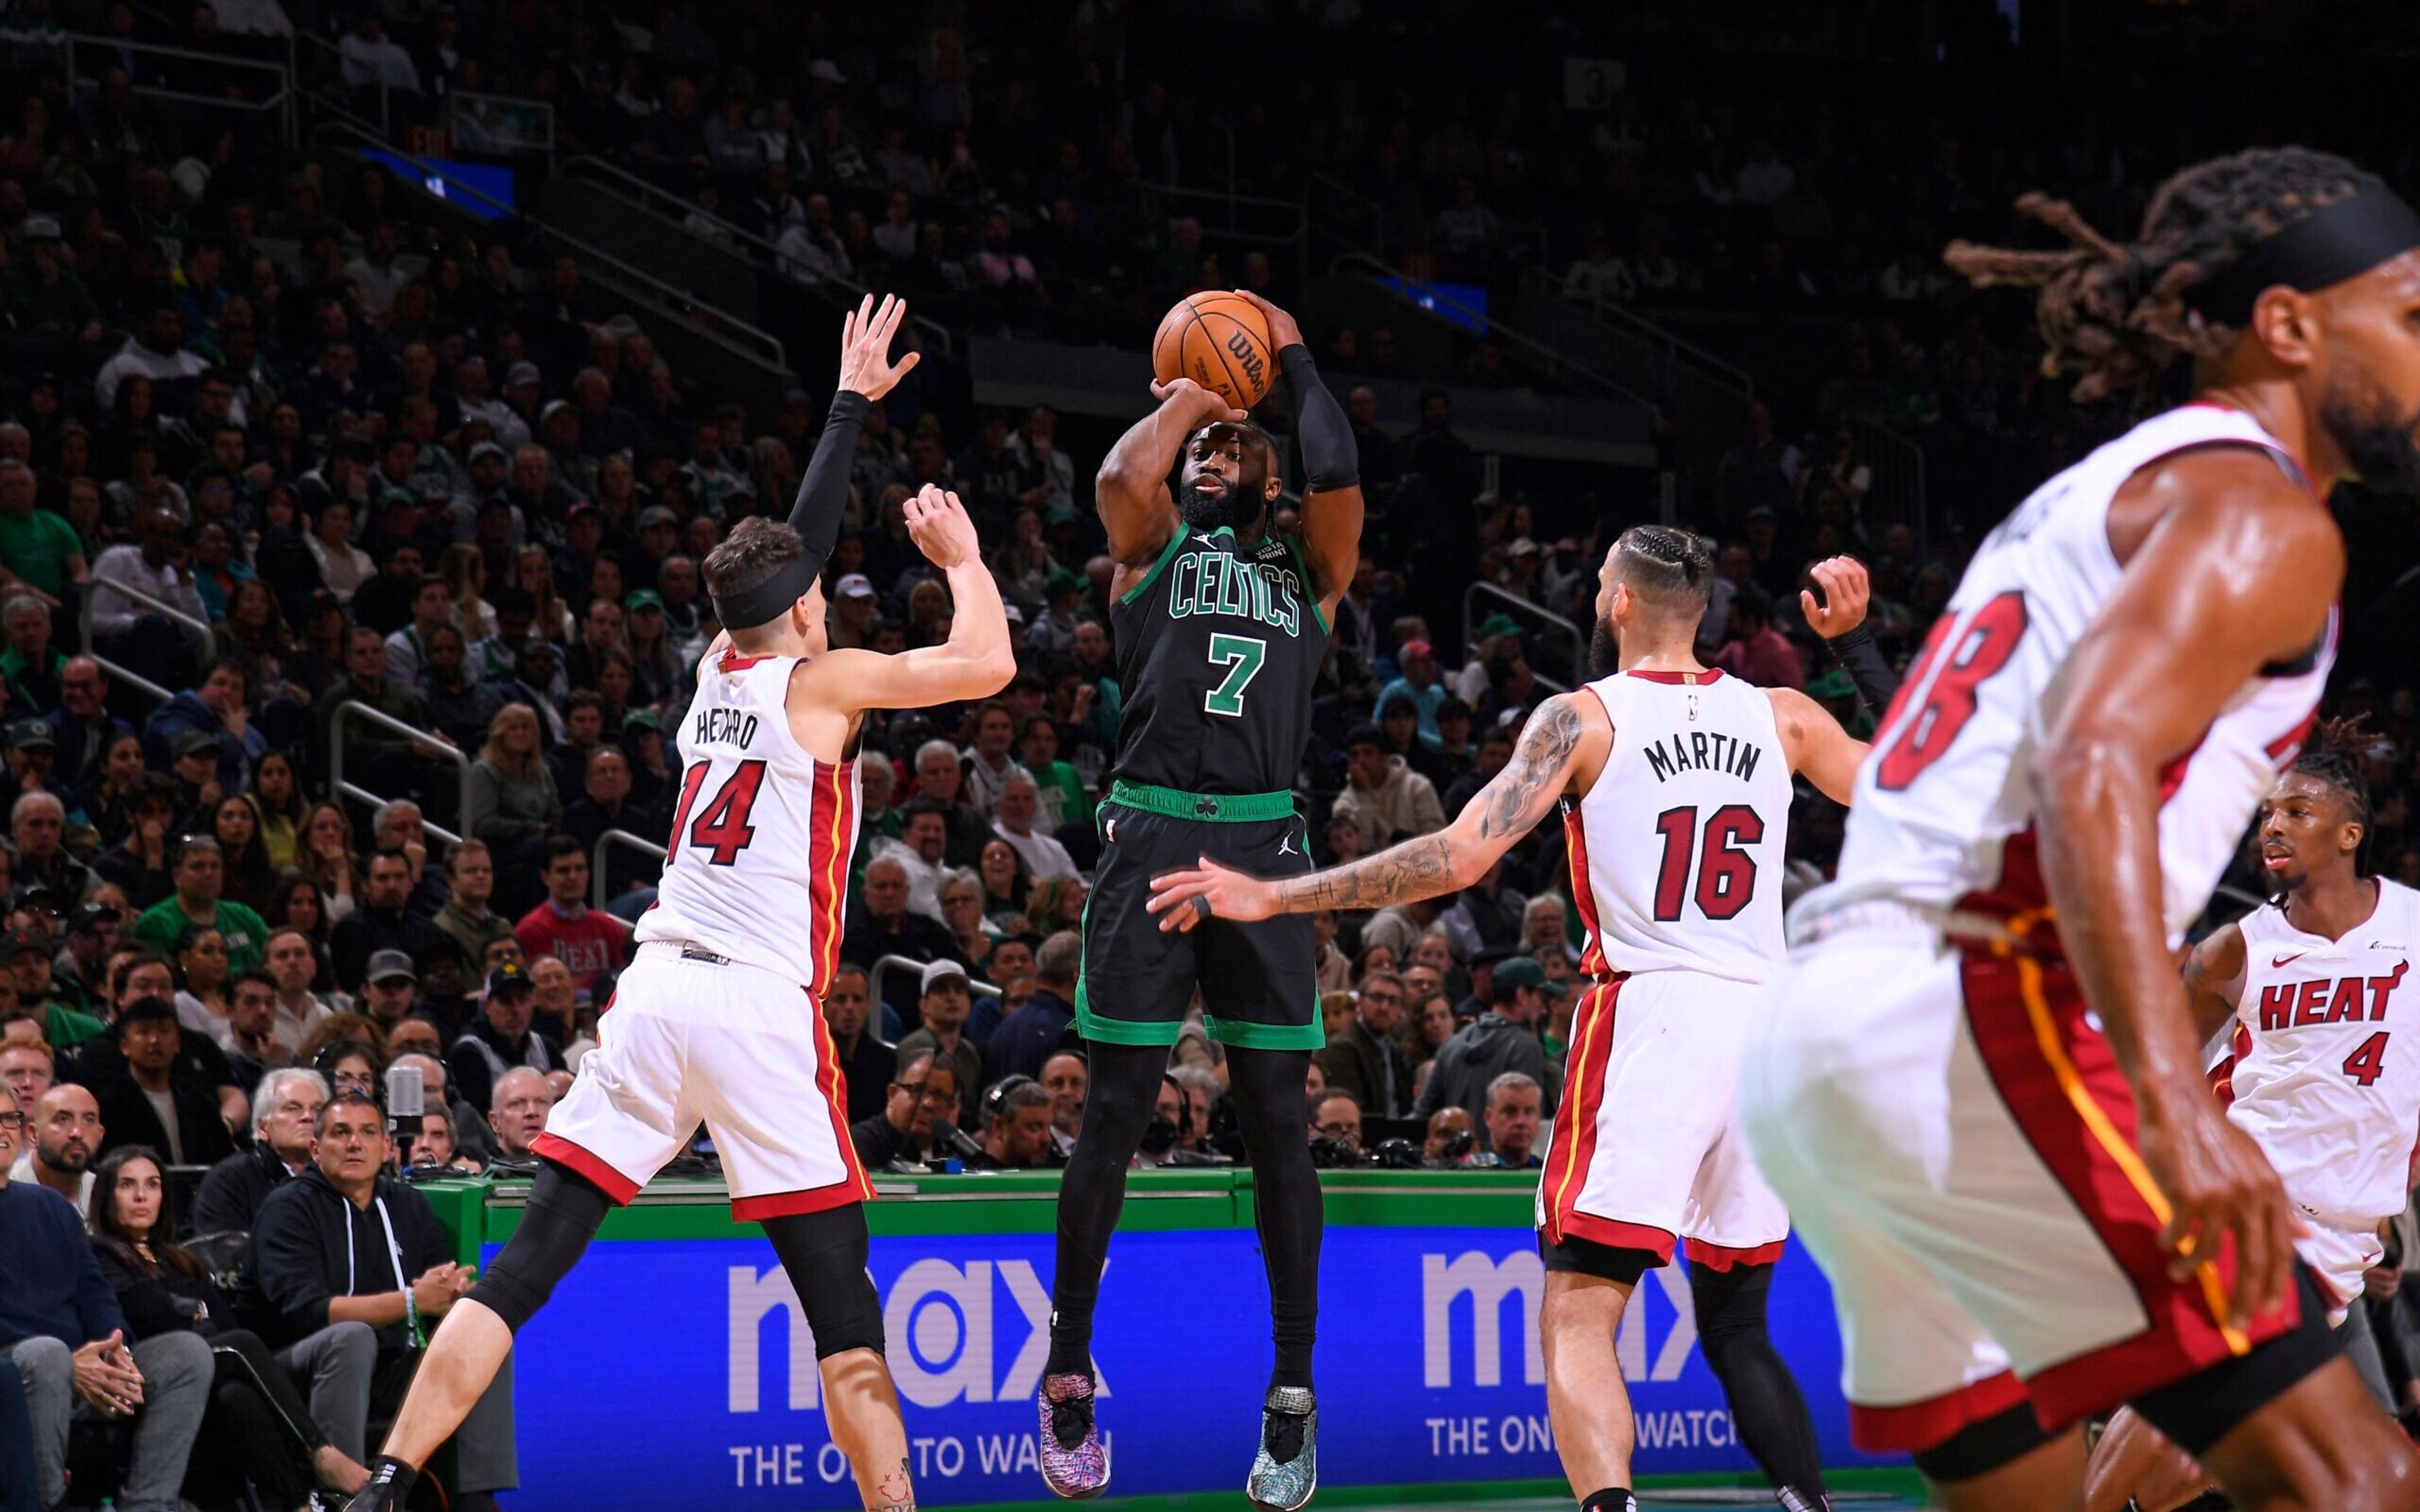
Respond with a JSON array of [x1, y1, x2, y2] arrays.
[[1037, 1372, 1109, 1499], [1245, 1385, 1317, 1511], [340, 1458, 413, 1512]]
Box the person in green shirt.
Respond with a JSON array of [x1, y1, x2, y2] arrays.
[[1015, 713, 1092, 832], [131, 836, 268, 972], [0, 459, 88, 603], [0, 590, 66, 714]]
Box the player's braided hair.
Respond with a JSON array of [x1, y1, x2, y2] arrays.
[[1944, 147, 2385, 401], [1613, 524, 1712, 608], [2291, 715, 2377, 877]]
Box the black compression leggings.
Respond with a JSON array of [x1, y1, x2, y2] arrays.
[[1049, 1042, 1324, 1389], [1688, 1259, 1826, 1501]]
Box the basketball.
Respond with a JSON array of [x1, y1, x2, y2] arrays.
[[1151, 292, 1276, 410]]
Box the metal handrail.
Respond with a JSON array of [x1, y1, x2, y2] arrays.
[[311, 122, 788, 373], [1529, 269, 1757, 399], [1847, 416, 1932, 559], [1306, 170, 1386, 256], [447, 90, 553, 154], [64, 28, 292, 139], [330, 699, 469, 840], [557, 154, 955, 358], [591, 827, 667, 910], [870, 953, 1005, 1010], [86, 571, 212, 639], [1330, 251, 1645, 406], [1464, 580, 1586, 687]]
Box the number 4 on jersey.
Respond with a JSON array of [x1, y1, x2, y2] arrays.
[[2345, 1030, 2389, 1087], [667, 760, 768, 866]]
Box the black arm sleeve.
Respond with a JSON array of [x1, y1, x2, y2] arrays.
[[1278, 346, 1357, 494], [789, 389, 870, 568], [1822, 626, 1901, 724]]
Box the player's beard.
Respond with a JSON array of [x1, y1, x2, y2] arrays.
[[1178, 473, 1266, 533], [1589, 615, 1620, 675], [2319, 360, 2420, 495]]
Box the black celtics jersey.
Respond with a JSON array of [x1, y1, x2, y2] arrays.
[[1109, 525, 1331, 795]]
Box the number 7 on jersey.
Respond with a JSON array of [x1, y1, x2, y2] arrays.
[[1204, 633, 1266, 718]]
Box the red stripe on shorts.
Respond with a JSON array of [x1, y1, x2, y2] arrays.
[[1539, 976, 1622, 1246], [1683, 1236, 1787, 1272], [531, 1131, 642, 1205], [804, 986, 875, 1206], [1959, 952, 2300, 1430], [732, 1176, 868, 1222], [1848, 1368, 2029, 1454]]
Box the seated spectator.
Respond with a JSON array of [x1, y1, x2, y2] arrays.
[[986, 929, 1081, 1082], [871, 800, 954, 922], [92, 997, 235, 1168], [431, 840, 515, 970], [190, 1065, 326, 1235], [1039, 1050, 1086, 1159], [558, 745, 662, 903], [1329, 722, 1444, 850], [909, 741, 994, 866], [263, 928, 335, 1052], [9, 792, 87, 900], [13, 1082, 101, 1212], [1412, 956, 1560, 1125], [991, 772, 1077, 881], [328, 849, 448, 997], [12, 931, 103, 1048], [88, 507, 199, 696], [1423, 1106, 1477, 1164], [236, 1092, 516, 1506], [1309, 1088, 1363, 1157], [412, 1105, 483, 1173], [486, 1065, 554, 1159], [139, 658, 265, 794], [92, 774, 185, 914], [0, 1081, 214, 1512], [848, 1050, 959, 1170], [86, 1144, 370, 1505], [1165, 1065, 1220, 1158], [466, 704, 563, 891], [842, 855, 955, 1033], [1711, 587, 1805, 689], [976, 1077, 1056, 1169], [0, 1033, 53, 1107], [214, 967, 289, 1082], [895, 961, 982, 1127], [822, 964, 895, 1126], [1482, 1072, 1543, 1169], [448, 963, 554, 1118], [387, 1050, 491, 1167], [1316, 970, 1411, 1120], [511, 835, 630, 999], [354, 951, 420, 1038], [46, 657, 134, 795], [1439, 858, 1528, 958], [132, 835, 269, 973], [958, 702, 1022, 816]]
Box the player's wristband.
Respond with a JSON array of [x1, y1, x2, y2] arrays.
[[1822, 624, 1900, 722], [1280, 345, 1357, 494]]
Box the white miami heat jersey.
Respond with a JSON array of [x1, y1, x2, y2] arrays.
[[635, 650, 860, 994], [1563, 668, 1793, 984], [2227, 881, 2420, 1235], [1816, 404, 2332, 949]]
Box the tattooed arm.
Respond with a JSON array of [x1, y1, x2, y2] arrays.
[[1148, 693, 1611, 927]]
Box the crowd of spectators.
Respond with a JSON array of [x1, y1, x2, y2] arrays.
[[0, 0, 2417, 1500]]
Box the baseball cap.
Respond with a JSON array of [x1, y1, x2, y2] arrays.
[[637, 505, 679, 529], [172, 730, 217, 759], [623, 588, 665, 613], [1045, 569, 1085, 598], [469, 440, 508, 464], [1507, 537, 1541, 558], [504, 362, 541, 387], [1398, 638, 1434, 660], [622, 709, 662, 733], [367, 949, 418, 984], [22, 216, 60, 242], [1002, 604, 1025, 626], [1492, 956, 1548, 991], [487, 961, 534, 996], [9, 720, 54, 751], [920, 959, 969, 995], [70, 903, 121, 933], [1476, 614, 1522, 641], [807, 57, 846, 83], [540, 399, 573, 424], [835, 573, 876, 601], [4, 929, 47, 959], [780, 387, 814, 409]]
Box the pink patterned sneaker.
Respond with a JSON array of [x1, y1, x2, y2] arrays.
[[1037, 1372, 1109, 1499]]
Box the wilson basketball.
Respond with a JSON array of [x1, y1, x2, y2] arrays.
[[1151, 292, 1276, 410]]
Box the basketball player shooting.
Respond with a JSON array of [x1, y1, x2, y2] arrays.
[[346, 297, 1015, 1512], [1037, 291, 1359, 1509], [2087, 722, 2420, 1512], [1150, 527, 1881, 1512], [1741, 147, 2420, 1511]]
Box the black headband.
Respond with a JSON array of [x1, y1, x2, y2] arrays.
[[2194, 186, 2420, 325], [709, 551, 823, 631]]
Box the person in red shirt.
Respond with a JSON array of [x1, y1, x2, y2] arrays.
[[511, 835, 630, 997], [1708, 585, 1806, 690]]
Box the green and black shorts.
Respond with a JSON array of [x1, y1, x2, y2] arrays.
[[1075, 781, 1323, 1051]]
